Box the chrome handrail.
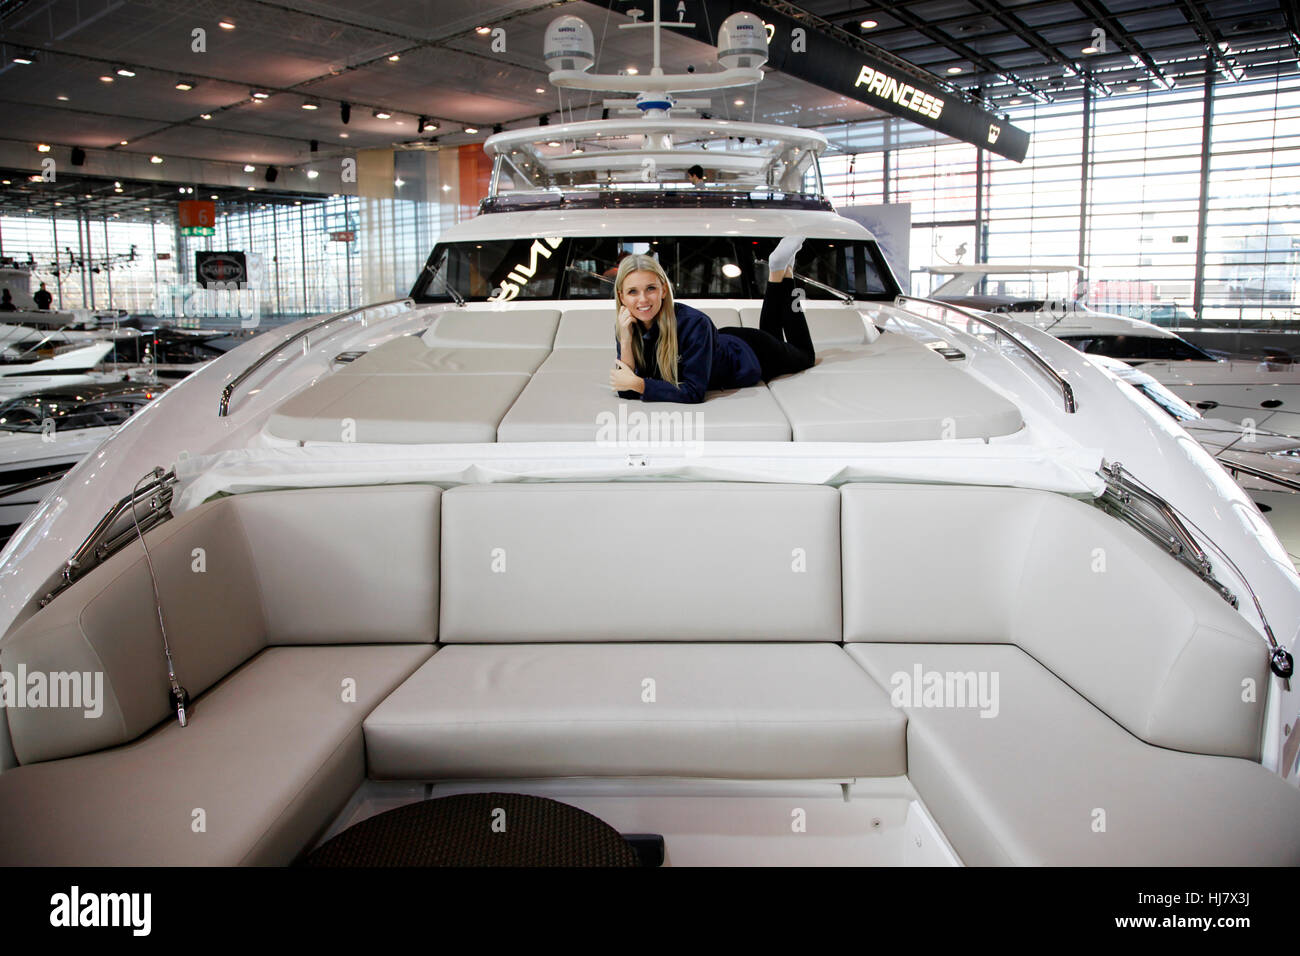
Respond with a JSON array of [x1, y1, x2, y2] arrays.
[[39, 467, 177, 608], [217, 298, 413, 417], [1218, 457, 1300, 494], [894, 295, 1077, 413], [1095, 462, 1292, 683]]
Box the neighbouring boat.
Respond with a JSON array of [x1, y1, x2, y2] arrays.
[[0, 380, 169, 545], [922, 262, 1300, 438], [0, 5, 1297, 868]]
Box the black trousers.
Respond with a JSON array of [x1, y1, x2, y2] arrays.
[[719, 278, 815, 381]]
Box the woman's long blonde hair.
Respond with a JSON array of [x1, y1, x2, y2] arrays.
[[614, 254, 679, 386]]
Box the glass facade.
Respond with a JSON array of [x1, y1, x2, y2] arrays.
[[818, 72, 1300, 326]]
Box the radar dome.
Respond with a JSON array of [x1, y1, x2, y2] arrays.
[[544, 15, 595, 72], [717, 12, 768, 70]]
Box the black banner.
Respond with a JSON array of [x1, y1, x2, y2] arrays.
[[195, 251, 248, 288], [591, 0, 1031, 162]]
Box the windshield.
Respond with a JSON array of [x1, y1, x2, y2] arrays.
[[411, 236, 899, 303], [0, 396, 147, 432], [1059, 334, 1217, 362], [1133, 381, 1201, 422]]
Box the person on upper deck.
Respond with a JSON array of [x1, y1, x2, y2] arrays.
[[610, 237, 816, 404]]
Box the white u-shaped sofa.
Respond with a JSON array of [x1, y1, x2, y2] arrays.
[[1, 481, 1298, 866]]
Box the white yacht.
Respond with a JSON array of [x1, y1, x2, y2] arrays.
[[923, 262, 1300, 438], [0, 7, 1297, 867]]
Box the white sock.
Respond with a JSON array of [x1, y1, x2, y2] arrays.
[[767, 235, 804, 274]]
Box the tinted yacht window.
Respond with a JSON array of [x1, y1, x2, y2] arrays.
[[414, 238, 563, 302]]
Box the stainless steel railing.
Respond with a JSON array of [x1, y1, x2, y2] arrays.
[[894, 295, 1077, 414], [39, 467, 177, 608], [217, 298, 413, 417]]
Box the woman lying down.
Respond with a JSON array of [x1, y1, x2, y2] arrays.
[[610, 236, 815, 404]]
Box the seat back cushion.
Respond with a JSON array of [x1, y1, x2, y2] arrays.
[[440, 482, 841, 642], [841, 482, 1268, 760], [1, 498, 267, 765], [233, 484, 440, 644], [1013, 493, 1267, 760]]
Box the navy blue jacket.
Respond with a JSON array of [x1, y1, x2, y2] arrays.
[[617, 303, 761, 403]]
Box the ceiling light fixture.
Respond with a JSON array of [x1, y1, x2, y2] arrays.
[[463, 126, 478, 134], [243, 164, 255, 172], [99, 74, 115, 83], [119, 139, 128, 146], [373, 109, 391, 119], [116, 67, 136, 77], [339, 132, 349, 138], [859, 19, 877, 29], [734, 98, 745, 105], [175, 80, 195, 91], [387, 53, 400, 62], [1081, 45, 1098, 54], [306, 169, 319, 179], [1008, 97, 1023, 105], [475, 26, 491, 35], [219, 19, 236, 30], [251, 90, 270, 100], [301, 99, 320, 110], [946, 66, 963, 74], [56, 95, 69, 101], [12, 53, 34, 65], [394, 177, 405, 187], [625, 66, 638, 75], [200, 112, 212, 120], [36, 143, 51, 152], [150, 155, 163, 163], [535, 87, 545, 94]]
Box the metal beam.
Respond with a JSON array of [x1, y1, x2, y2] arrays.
[[1192, 56, 1214, 324], [1069, 0, 1173, 88], [964, 0, 1108, 96]]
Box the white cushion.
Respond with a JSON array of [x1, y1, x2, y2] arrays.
[[769, 367, 1024, 441], [439, 482, 840, 641], [740, 305, 871, 348], [421, 308, 560, 348], [338, 336, 548, 375], [848, 642, 1300, 865], [365, 643, 905, 779], [268, 372, 530, 443], [0, 645, 434, 865]]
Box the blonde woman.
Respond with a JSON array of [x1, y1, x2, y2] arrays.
[[610, 237, 815, 403]]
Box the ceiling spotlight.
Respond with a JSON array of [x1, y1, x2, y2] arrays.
[[442, 183, 451, 192], [1082, 45, 1099, 54], [463, 126, 478, 134], [373, 109, 391, 119], [535, 87, 546, 94], [1126, 83, 1142, 91], [340, 101, 351, 124], [243, 164, 255, 172], [210, 194, 218, 199], [1008, 97, 1023, 105], [150, 155, 163, 163], [306, 169, 319, 179], [12, 53, 34, 65], [625, 66, 639, 75], [251, 90, 270, 100], [859, 19, 878, 29], [247, 186, 255, 191], [339, 132, 349, 138], [946, 66, 963, 74], [387, 53, 401, 62], [301, 99, 320, 110], [734, 98, 745, 106], [114, 181, 121, 187], [546, 140, 560, 147], [99, 74, 115, 83], [394, 177, 405, 187], [219, 19, 236, 30], [200, 112, 213, 120], [175, 80, 195, 91], [28, 175, 41, 183], [120, 139, 129, 146], [418, 115, 434, 132], [116, 67, 136, 77], [36, 143, 51, 152], [57, 94, 69, 101], [475, 26, 491, 35]]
